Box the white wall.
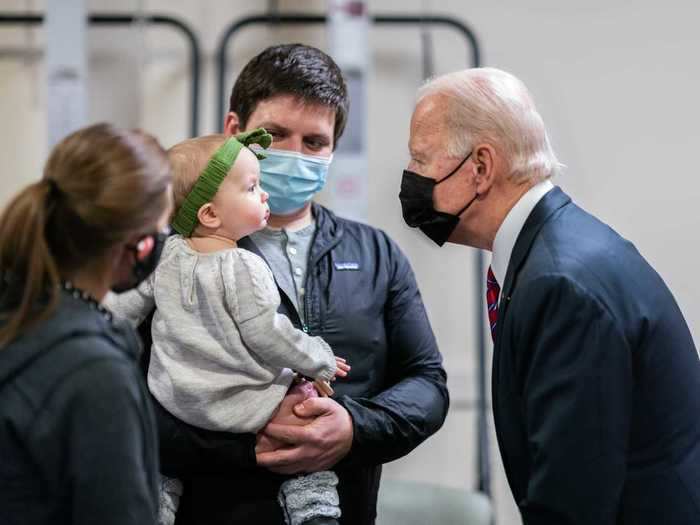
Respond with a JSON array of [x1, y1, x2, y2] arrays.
[[1, 1, 699, 523]]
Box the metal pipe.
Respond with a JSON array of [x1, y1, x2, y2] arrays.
[[0, 12, 202, 137], [215, 13, 480, 129]]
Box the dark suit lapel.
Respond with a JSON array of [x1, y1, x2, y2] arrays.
[[494, 186, 571, 343]]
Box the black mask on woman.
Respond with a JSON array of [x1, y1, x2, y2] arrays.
[[112, 228, 170, 293], [399, 151, 478, 246]]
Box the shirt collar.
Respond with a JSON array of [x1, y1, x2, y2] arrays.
[[490, 179, 554, 287]]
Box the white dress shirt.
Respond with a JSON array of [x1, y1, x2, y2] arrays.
[[490, 179, 555, 297]]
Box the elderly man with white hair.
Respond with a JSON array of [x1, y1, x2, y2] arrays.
[[400, 67, 700, 524]]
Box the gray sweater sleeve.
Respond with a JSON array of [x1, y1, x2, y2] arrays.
[[224, 251, 336, 383], [103, 275, 155, 328]]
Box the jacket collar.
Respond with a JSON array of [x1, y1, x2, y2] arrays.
[[500, 186, 571, 304], [237, 235, 264, 257], [237, 203, 345, 328], [0, 292, 137, 391], [309, 203, 344, 265], [239, 203, 344, 262], [236, 234, 300, 322]]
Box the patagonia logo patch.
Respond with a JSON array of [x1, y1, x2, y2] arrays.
[[334, 262, 360, 271]]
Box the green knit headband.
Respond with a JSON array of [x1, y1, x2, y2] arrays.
[[171, 128, 272, 237]]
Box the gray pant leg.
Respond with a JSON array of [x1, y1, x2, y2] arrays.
[[278, 471, 341, 525], [158, 476, 184, 525]]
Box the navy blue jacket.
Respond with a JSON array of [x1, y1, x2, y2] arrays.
[[492, 187, 700, 524], [144, 204, 449, 525]]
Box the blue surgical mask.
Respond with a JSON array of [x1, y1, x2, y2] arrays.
[[259, 148, 333, 215]]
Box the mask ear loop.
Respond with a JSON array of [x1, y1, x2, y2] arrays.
[[435, 150, 479, 217], [435, 150, 473, 184]]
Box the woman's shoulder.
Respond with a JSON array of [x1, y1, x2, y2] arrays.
[[40, 295, 141, 367], [0, 300, 143, 420]]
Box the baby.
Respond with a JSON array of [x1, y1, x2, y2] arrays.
[[105, 129, 349, 525]]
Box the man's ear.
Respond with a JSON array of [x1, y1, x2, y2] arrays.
[[197, 203, 221, 230], [224, 112, 242, 137], [472, 143, 497, 195]]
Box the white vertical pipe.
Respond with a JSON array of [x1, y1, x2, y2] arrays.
[[325, 0, 369, 222], [45, 0, 88, 147]]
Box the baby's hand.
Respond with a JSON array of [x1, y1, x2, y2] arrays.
[[314, 378, 334, 397], [334, 356, 351, 380], [312, 357, 350, 397]]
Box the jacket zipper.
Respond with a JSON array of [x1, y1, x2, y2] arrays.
[[303, 225, 323, 335]]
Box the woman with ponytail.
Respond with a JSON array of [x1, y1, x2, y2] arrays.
[[0, 123, 172, 525]]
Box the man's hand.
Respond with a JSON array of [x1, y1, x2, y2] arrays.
[[255, 387, 311, 455], [256, 397, 353, 474]]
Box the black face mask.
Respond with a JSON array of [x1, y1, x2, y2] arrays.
[[111, 228, 170, 293], [399, 152, 478, 246]]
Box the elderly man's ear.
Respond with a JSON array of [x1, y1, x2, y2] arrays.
[[471, 144, 497, 195]]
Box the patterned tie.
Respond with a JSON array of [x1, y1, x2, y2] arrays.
[[486, 266, 500, 342]]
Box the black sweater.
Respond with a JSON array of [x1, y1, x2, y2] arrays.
[[0, 291, 159, 525]]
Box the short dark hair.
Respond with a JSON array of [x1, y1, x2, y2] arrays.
[[229, 44, 349, 146]]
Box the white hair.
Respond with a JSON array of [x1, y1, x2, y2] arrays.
[[417, 67, 563, 182]]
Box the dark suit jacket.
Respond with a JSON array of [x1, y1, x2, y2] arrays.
[[492, 186, 700, 524]]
